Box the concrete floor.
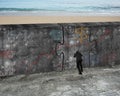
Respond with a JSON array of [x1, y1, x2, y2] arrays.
[[0, 65, 120, 96]]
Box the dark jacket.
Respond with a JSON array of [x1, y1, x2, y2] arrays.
[[74, 51, 83, 61]]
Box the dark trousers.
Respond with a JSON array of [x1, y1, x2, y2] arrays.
[[76, 60, 83, 74]]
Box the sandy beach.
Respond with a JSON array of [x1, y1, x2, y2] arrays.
[[0, 0, 120, 25], [0, 16, 120, 25]]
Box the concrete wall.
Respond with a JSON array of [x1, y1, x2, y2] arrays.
[[0, 23, 120, 76]]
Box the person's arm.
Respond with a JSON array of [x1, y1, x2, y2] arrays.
[[74, 52, 76, 57], [81, 54, 83, 56], [80, 53, 83, 56]]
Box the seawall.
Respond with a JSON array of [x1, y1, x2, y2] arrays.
[[0, 22, 120, 76]]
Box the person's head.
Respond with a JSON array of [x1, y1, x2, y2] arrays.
[[76, 50, 80, 53]]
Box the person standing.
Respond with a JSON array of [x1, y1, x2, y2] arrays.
[[74, 50, 83, 74]]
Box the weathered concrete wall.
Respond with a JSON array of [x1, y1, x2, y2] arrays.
[[0, 23, 120, 76]]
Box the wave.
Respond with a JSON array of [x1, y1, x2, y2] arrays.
[[0, 8, 66, 12], [0, 6, 120, 12], [0, 8, 44, 11], [87, 6, 120, 10]]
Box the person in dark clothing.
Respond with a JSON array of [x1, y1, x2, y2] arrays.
[[74, 50, 83, 74]]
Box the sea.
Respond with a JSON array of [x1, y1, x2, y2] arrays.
[[0, 0, 120, 16]]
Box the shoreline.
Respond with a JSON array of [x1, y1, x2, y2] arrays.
[[0, 11, 120, 16], [0, 16, 120, 25]]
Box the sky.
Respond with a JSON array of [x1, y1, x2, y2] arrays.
[[0, 0, 120, 8]]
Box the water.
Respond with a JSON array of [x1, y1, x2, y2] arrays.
[[0, 0, 120, 15]]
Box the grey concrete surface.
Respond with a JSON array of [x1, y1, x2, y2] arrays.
[[0, 65, 120, 96], [0, 24, 120, 76]]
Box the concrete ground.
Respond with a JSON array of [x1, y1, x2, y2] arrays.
[[0, 65, 120, 96]]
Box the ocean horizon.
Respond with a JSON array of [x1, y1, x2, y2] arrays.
[[0, 0, 120, 16]]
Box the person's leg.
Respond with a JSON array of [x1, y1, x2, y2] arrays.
[[77, 61, 82, 74], [80, 61, 83, 72]]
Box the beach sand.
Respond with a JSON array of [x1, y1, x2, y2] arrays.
[[0, 16, 120, 25]]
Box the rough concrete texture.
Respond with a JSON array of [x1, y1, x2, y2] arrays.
[[0, 23, 120, 76], [0, 65, 120, 96]]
